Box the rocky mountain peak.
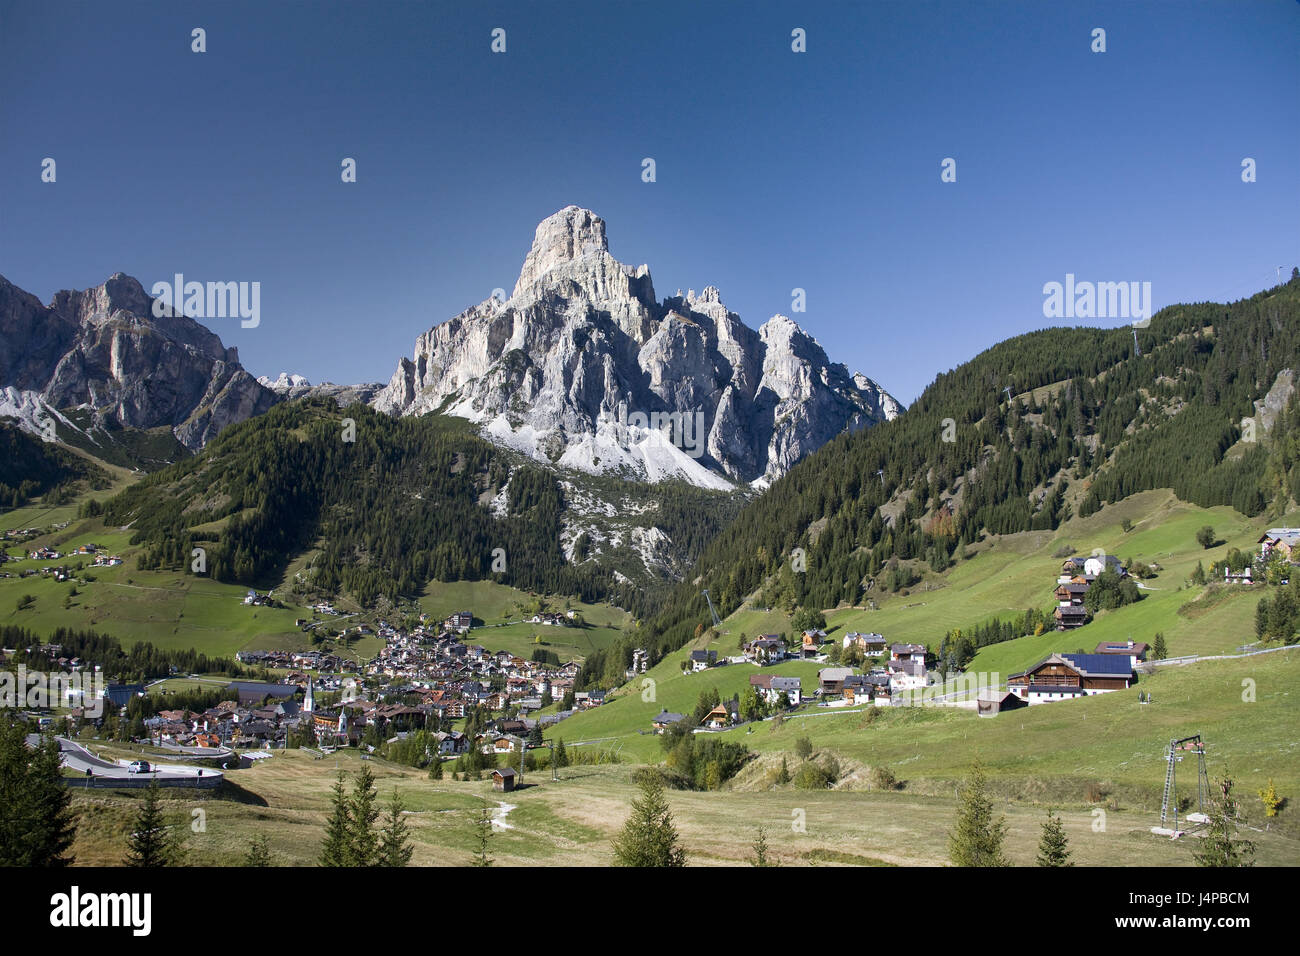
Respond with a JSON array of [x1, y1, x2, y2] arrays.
[[375, 208, 901, 487], [512, 205, 612, 296]]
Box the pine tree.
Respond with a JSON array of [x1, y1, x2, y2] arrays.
[[472, 802, 493, 867], [348, 764, 381, 866], [1036, 808, 1073, 866], [319, 772, 352, 866], [429, 756, 443, 780], [377, 791, 414, 867], [777, 755, 791, 785], [1193, 776, 1256, 867], [1152, 631, 1167, 661], [124, 781, 174, 867], [555, 738, 569, 768], [948, 760, 1009, 866], [750, 825, 772, 866], [0, 720, 76, 866], [244, 834, 272, 866], [611, 774, 687, 867]]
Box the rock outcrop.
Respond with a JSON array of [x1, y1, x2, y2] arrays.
[[0, 272, 275, 450], [374, 206, 901, 486]]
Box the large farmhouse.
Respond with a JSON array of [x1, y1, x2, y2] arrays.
[[1258, 528, 1300, 561], [1007, 652, 1133, 704]]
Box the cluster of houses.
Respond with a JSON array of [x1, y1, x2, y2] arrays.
[[1052, 553, 1127, 629], [735, 629, 832, 665], [81, 614, 607, 751], [235, 615, 604, 749], [655, 640, 935, 732], [527, 610, 575, 627], [0, 540, 123, 580]]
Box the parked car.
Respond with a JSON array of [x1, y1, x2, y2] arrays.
[[127, 760, 151, 774]]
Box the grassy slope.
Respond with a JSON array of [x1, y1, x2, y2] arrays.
[[546, 489, 1287, 771], [63, 711, 1300, 867], [2, 494, 630, 662]]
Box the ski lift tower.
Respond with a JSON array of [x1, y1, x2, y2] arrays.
[[701, 589, 722, 629], [1152, 734, 1210, 837]]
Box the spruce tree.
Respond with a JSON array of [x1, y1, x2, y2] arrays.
[[1152, 631, 1167, 661], [555, 738, 569, 768], [1193, 776, 1256, 867], [777, 755, 791, 785], [472, 802, 493, 867], [948, 760, 1009, 866], [0, 720, 76, 866], [611, 774, 687, 867], [377, 791, 414, 867], [348, 764, 381, 866], [124, 781, 174, 867], [1036, 808, 1073, 866], [244, 834, 272, 866], [319, 772, 352, 866]]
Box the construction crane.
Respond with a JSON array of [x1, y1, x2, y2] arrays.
[[701, 590, 722, 629], [1158, 734, 1210, 833]]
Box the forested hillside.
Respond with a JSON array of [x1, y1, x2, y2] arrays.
[[0, 422, 107, 511], [93, 399, 738, 616], [577, 276, 1300, 685]]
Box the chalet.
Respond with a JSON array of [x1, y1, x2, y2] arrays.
[[888, 658, 927, 692], [491, 767, 517, 792], [688, 650, 718, 672], [434, 730, 469, 755], [1054, 581, 1089, 605], [818, 667, 854, 694], [702, 703, 733, 729], [865, 673, 892, 705], [652, 711, 685, 733], [1062, 553, 1126, 581], [842, 674, 873, 704], [486, 734, 524, 755], [799, 632, 825, 659], [749, 674, 802, 706], [746, 636, 787, 664], [1053, 605, 1089, 630], [890, 643, 926, 663], [1258, 528, 1300, 562], [1007, 653, 1133, 704], [1093, 640, 1149, 669], [843, 632, 887, 655]]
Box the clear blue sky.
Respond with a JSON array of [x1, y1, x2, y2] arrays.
[[1, 0, 1297, 404]]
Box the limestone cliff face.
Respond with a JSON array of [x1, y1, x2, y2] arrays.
[[374, 206, 901, 486], [0, 272, 275, 449]]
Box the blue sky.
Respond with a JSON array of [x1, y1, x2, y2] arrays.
[[1, 0, 1297, 405]]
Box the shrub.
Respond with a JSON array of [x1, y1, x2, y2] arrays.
[[793, 762, 835, 790], [869, 765, 897, 790]]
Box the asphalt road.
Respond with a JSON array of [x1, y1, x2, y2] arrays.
[[29, 735, 225, 784]]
